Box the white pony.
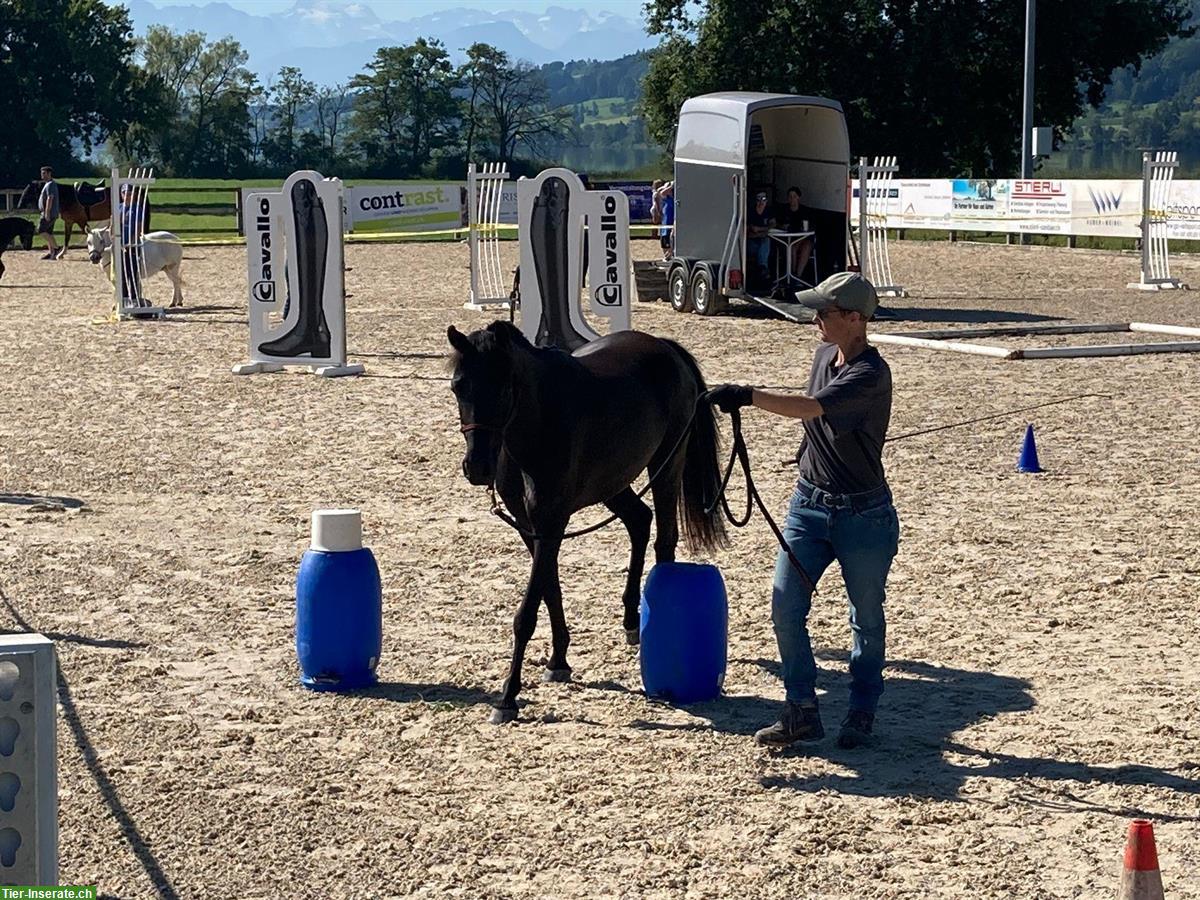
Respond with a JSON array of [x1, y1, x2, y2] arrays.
[[87, 226, 185, 308]]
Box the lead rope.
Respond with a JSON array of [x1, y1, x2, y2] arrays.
[[709, 408, 818, 595], [484, 396, 818, 594]]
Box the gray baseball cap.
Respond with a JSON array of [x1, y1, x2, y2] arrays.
[[795, 271, 879, 319]]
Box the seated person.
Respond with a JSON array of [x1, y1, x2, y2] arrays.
[[777, 186, 817, 282], [746, 190, 775, 288]]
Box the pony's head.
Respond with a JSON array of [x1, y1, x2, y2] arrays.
[[447, 321, 524, 486], [86, 227, 112, 264]]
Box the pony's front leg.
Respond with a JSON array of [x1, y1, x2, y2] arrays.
[[56, 222, 71, 258], [492, 529, 563, 724]]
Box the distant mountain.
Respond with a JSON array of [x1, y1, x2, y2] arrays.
[[124, 0, 656, 84]]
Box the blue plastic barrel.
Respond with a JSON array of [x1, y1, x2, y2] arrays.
[[295, 510, 382, 691], [639, 561, 728, 704]]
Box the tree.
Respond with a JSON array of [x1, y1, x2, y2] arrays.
[[135, 27, 257, 175], [458, 44, 573, 165], [0, 0, 157, 183], [350, 39, 459, 174], [642, 0, 1194, 176], [315, 83, 352, 164], [263, 66, 316, 169]]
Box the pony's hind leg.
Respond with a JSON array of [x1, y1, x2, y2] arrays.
[[166, 264, 184, 307], [648, 446, 687, 565], [541, 550, 572, 682], [605, 487, 652, 645], [56, 221, 72, 258]]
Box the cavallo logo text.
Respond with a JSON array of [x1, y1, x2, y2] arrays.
[[253, 196, 275, 302], [593, 194, 623, 307]]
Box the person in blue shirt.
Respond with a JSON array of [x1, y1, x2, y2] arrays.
[[657, 181, 674, 260]]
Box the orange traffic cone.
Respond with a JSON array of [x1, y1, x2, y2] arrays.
[[1119, 819, 1164, 900]]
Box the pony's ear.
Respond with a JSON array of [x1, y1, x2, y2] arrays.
[[485, 319, 515, 348], [447, 325, 473, 355]]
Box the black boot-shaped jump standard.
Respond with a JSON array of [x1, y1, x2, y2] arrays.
[[259, 178, 332, 359], [531, 177, 590, 351]]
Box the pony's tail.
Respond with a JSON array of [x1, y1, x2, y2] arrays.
[[661, 338, 728, 554]]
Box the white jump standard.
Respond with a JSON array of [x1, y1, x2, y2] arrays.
[[857, 156, 906, 297], [1128, 150, 1189, 291], [466, 162, 513, 310], [111, 166, 167, 318], [515, 167, 631, 349], [233, 170, 364, 378], [0, 634, 57, 883]]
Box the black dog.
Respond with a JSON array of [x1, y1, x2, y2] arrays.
[[0, 217, 35, 281]]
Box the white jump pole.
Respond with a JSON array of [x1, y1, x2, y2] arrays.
[[870, 333, 1015, 358], [1017, 341, 1200, 359], [1130, 322, 1200, 338]]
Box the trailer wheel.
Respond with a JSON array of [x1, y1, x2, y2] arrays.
[[691, 266, 726, 316], [668, 262, 692, 313]]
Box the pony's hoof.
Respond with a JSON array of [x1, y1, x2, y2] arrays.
[[489, 705, 518, 725], [542, 667, 572, 683], [625, 628, 640, 646]]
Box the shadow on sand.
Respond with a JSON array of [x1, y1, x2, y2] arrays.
[[629, 653, 1200, 820], [363, 680, 493, 708], [0, 492, 87, 510], [875, 306, 1063, 325]]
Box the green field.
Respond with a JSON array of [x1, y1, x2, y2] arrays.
[[8, 177, 467, 244], [578, 96, 637, 125], [9, 177, 1200, 253]]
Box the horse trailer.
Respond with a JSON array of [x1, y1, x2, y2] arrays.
[[667, 92, 851, 318]]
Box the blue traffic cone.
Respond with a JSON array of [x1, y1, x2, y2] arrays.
[[1017, 424, 1043, 473]]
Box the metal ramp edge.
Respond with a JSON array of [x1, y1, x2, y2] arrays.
[[745, 293, 812, 323]]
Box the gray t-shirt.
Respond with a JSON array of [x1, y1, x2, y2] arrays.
[[39, 181, 59, 219], [796, 341, 892, 493]]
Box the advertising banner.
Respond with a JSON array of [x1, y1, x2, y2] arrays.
[[1069, 179, 1141, 238], [849, 178, 1200, 239], [348, 184, 463, 231], [602, 181, 656, 223], [1165, 180, 1200, 241]]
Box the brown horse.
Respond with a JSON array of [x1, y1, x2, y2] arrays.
[[18, 180, 114, 258]]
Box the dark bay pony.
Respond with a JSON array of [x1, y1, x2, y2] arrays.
[[448, 320, 727, 723], [18, 180, 116, 257]]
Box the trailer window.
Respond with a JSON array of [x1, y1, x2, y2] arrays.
[[676, 111, 744, 167]]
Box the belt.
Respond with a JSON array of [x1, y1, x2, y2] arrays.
[[796, 479, 891, 513]]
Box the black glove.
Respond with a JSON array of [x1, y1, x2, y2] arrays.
[[705, 383, 754, 413]]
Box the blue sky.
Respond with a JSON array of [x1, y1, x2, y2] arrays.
[[145, 0, 648, 18]]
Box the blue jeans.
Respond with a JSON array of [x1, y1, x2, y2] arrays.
[[748, 236, 770, 273], [771, 480, 900, 712]]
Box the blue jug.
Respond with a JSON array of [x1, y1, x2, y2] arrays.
[[295, 509, 382, 691], [639, 561, 727, 704]]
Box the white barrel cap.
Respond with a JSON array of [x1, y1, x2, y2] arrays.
[[311, 508, 363, 552]]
